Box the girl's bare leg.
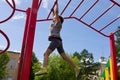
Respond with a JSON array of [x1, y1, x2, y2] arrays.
[[43, 49, 53, 67], [60, 52, 76, 68]]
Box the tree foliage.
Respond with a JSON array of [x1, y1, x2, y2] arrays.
[[35, 53, 80, 80], [30, 52, 42, 80], [0, 52, 10, 80], [33, 49, 100, 80], [115, 26, 120, 63], [73, 49, 100, 80], [115, 26, 120, 79]]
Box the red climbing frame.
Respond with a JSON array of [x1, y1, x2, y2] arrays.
[[0, 30, 10, 54], [17, 0, 39, 80], [0, 0, 120, 80]]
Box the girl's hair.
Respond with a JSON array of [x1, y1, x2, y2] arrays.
[[59, 16, 64, 24]]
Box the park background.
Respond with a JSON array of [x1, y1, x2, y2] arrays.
[[0, 0, 120, 62]]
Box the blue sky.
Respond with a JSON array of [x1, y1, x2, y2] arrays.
[[0, 0, 120, 62]]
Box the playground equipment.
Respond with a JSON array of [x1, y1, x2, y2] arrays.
[[0, 0, 120, 80], [0, 30, 10, 54], [101, 57, 113, 80]]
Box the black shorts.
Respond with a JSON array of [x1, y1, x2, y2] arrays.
[[48, 38, 65, 54]]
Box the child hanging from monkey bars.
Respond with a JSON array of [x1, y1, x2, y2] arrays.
[[35, 0, 80, 77]]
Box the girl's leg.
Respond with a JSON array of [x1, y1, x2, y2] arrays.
[[43, 49, 53, 67], [60, 52, 80, 77], [35, 40, 56, 75], [35, 47, 53, 75], [60, 52, 76, 68]]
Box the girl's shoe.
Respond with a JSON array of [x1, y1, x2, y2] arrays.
[[35, 67, 48, 76]]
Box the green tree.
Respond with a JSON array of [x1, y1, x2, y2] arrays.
[[0, 52, 10, 80], [73, 49, 100, 80], [115, 26, 120, 63], [115, 26, 120, 79], [30, 52, 42, 80], [35, 53, 80, 80]]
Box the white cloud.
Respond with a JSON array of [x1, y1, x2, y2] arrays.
[[41, 0, 55, 12], [1, 0, 21, 5], [42, 0, 49, 9], [12, 13, 25, 20], [9, 0, 21, 5]]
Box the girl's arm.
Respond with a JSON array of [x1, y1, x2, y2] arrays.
[[55, 0, 60, 22]]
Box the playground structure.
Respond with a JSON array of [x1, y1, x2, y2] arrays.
[[0, 0, 120, 80], [0, 29, 10, 54], [101, 57, 114, 80]]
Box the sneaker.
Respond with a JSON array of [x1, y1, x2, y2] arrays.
[[35, 67, 48, 76], [75, 67, 80, 78]]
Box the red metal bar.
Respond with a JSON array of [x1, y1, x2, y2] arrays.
[[37, 16, 109, 37], [37, 18, 52, 22], [113, 29, 120, 34], [47, 0, 57, 19], [90, 4, 115, 25], [80, 0, 99, 19], [17, 8, 31, 80], [69, 0, 84, 17], [99, 16, 120, 31], [0, 0, 16, 24], [6, 0, 26, 13], [6, 0, 14, 8], [37, 16, 73, 22], [38, 0, 42, 11], [110, 0, 120, 7], [73, 17, 109, 37], [0, 30, 10, 54], [20, 0, 39, 80], [60, 0, 72, 15], [15, 8, 26, 13], [109, 33, 118, 80]]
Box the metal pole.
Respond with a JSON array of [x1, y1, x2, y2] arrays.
[[17, 8, 31, 80], [109, 33, 118, 80], [20, 0, 39, 80]]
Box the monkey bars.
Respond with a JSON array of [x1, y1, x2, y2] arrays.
[[37, 0, 120, 37], [0, 0, 120, 80]]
